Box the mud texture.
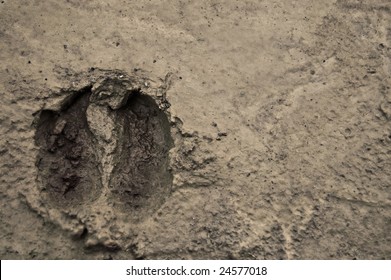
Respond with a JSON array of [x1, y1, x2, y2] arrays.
[[1, 0, 391, 259]]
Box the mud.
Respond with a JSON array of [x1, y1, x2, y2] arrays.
[[1, 0, 391, 259]]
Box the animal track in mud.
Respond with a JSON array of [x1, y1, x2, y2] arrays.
[[35, 77, 173, 221], [109, 93, 173, 219], [35, 88, 102, 207]]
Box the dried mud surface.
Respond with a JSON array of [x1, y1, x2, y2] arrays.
[[1, 0, 391, 259]]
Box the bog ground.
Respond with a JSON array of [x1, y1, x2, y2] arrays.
[[0, 0, 390, 259]]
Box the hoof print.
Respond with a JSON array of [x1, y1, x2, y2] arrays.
[[35, 73, 173, 222]]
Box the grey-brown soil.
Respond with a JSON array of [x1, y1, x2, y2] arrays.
[[1, 0, 391, 259]]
